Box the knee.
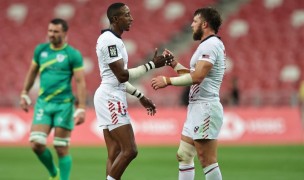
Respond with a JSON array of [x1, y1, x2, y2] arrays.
[[29, 132, 47, 154], [53, 137, 70, 157], [197, 152, 217, 168], [176, 141, 196, 165], [30, 141, 46, 154], [123, 147, 138, 161]]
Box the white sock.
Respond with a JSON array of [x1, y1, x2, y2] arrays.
[[179, 163, 195, 180], [203, 163, 222, 180], [106, 175, 116, 180]]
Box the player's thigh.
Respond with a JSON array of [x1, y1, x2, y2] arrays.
[[53, 102, 74, 130], [32, 99, 52, 126], [109, 124, 136, 150], [104, 128, 120, 157], [194, 139, 218, 166], [54, 127, 71, 138]]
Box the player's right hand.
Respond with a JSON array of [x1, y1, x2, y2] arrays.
[[139, 96, 156, 116], [20, 94, 31, 112], [152, 48, 174, 68], [162, 48, 177, 68]]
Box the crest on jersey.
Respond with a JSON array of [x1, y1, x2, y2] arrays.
[[56, 54, 65, 62], [41, 52, 48, 58], [108, 45, 118, 57]]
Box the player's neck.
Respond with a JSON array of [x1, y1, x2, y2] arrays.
[[51, 42, 67, 50], [201, 31, 215, 41], [109, 24, 123, 36]]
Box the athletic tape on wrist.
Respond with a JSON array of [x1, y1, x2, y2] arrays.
[[173, 63, 186, 71], [144, 61, 155, 71], [74, 108, 85, 118], [125, 81, 144, 99], [170, 73, 193, 86], [131, 89, 144, 99], [21, 94, 32, 105]]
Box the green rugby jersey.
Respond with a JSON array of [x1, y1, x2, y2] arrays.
[[33, 43, 83, 103]]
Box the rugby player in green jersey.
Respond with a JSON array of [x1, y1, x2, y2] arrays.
[[19, 18, 86, 180]]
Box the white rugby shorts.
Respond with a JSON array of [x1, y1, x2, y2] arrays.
[[94, 84, 131, 131], [182, 101, 223, 140]]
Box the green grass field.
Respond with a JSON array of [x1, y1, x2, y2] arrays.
[[0, 145, 303, 180]]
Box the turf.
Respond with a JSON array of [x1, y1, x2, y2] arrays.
[[0, 145, 303, 180]]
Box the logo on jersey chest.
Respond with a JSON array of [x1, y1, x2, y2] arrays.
[[108, 45, 118, 58], [56, 54, 66, 62], [41, 52, 48, 58]]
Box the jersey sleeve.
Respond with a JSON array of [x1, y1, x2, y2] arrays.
[[97, 35, 123, 64], [71, 49, 84, 71], [198, 43, 217, 65], [32, 44, 44, 66]]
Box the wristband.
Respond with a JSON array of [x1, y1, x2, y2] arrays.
[[169, 73, 193, 86], [21, 94, 32, 105], [125, 81, 144, 99], [144, 61, 155, 71], [131, 89, 144, 99], [173, 63, 190, 75], [128, 61, 156, 80], [74, 108, 85, 118]]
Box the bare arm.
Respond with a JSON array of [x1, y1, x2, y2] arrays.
[[74, 69, 86, 109], [190, 60, 213, 84], [73, 69, 86, 125], [19, 62, 39, 112]]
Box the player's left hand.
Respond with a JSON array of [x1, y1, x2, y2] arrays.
[[139, 96, 156, 116], [151, 76, 168, 90], [74, 108, 85, 125], [152, 48, 174, 68]]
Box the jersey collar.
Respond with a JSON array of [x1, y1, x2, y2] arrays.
[[200, 34, 220, 44], [101, 29, 121, 39], [50, 43, 67, 50]]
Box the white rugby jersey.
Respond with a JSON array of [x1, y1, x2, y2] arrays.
[[96, 29, 128, 87], [189, 35, 226, 102]]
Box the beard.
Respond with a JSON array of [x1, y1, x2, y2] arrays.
[[49, 36, 62, 46], [193, 26, 203, 41]]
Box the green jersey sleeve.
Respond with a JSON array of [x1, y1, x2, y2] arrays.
[[70, 48, 83, 71]]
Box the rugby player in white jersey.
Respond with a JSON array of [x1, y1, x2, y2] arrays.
[[94, 3, 173, 180], [151, 7, 225, 180]]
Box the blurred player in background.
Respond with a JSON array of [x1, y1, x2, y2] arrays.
[[151, 7, 225, 180], [19, 18, 86, 180], [94, 3, 173, 180]]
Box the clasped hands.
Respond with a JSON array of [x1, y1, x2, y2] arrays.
[[151, 49, 175, 90]]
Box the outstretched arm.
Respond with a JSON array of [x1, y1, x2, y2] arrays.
[[109, 48, 174, 83], [151, 60, 213, 90], [19, 62, 39, 112], [162, 49, 190, 76]]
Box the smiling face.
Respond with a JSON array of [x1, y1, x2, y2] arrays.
[[47, 23, 66, 46], [191, 14, 204, 41]]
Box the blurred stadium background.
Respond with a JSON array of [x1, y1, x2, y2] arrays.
[[0, 0, 304, 107], [0, 0, 304, 179]]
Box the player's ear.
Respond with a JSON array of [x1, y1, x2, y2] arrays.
[[113, 16, 118, 22]]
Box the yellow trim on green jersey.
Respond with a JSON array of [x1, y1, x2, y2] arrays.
[[39, 59, 58, 72], [44, 88, 64, 101], [50, 43, 68, 51], [73, 67, 84, 71]]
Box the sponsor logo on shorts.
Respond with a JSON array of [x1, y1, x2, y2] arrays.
[[194, 126, 199, 133]]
